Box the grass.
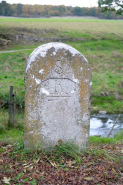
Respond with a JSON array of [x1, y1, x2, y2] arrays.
[[0, 109, 24, 139], [89, 131, 123, 144], [0, 122, 123, 165], [0, 17, 123, 39], [91, 96, 123, 113], [0, 17, 122, 23], [50, 140, 81, 164], [0, 43, 123, 113], [0, 17, 123, 113]]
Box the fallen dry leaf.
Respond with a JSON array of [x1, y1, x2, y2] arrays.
[[2, 177, 11, 184], [65, 160, 76, 166], [84, 177, 94, 181], [112, 168, 116, 173], [0, 159, 3, 162], [0, 142, 122, 184], [23, 163, 33, 168]]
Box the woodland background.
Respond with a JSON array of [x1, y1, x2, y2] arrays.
[[0, 0, 123, 19]]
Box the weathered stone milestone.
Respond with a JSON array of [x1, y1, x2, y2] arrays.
[[25, 42, 92, 150]]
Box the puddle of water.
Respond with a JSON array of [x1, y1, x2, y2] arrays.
[[90, 114, 123, 137]]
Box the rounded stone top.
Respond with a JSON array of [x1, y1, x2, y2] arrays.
[[26, 42, 87, 72]]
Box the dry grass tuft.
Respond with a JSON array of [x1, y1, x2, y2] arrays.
[[3, 64, 11, 72], [118, 80, 123, 88], [111, 51, 123, 58], [99, 82, 109, 91], [86, 54, 98, 60]]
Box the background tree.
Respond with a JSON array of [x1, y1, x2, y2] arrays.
[[0, 1, 12, 16], [0, 1, 123, 18], [90, 8, 96, 16], [17, 3, 22, 16], [73, 7, 82, 16], [98, 0, 123, 14]]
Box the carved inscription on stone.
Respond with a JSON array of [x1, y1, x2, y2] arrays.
[[41, 78, 76, 98], [40, 78, 81, 144]]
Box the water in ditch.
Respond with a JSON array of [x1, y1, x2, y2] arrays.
[[90, 114, 123, 137]]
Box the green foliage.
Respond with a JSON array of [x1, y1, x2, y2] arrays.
[[0, 128, 24, 141], [11, 173, 37, 184], [114, 130, 123, 141], [89, 147, 107, 157], [16, 173, 22, 181], [0, 109, 8, 134], [15, 138, 24, 151], [90, 131, 123, 144], [0, 110, 24, 142], [29, 178, 37, 185], [90, 136, 114, 144], [98, 0, 123, 15], [51, 140, 81, 164], [0, 50, 30, 105], [91, 96, 123, 113]]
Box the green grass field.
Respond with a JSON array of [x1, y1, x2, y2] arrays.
[[0, 17, 123, 39], [0, 17, 123, 113]]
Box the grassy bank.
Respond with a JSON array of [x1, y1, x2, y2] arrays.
[[0, 42, 123, 113], [0, 17, 123, 113]]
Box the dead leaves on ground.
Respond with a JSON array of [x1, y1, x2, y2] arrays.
[[2, 177, 11, 184], [0, 142, 123, 184]]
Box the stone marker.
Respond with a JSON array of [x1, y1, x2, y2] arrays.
[[25, 42, 92, 150]]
